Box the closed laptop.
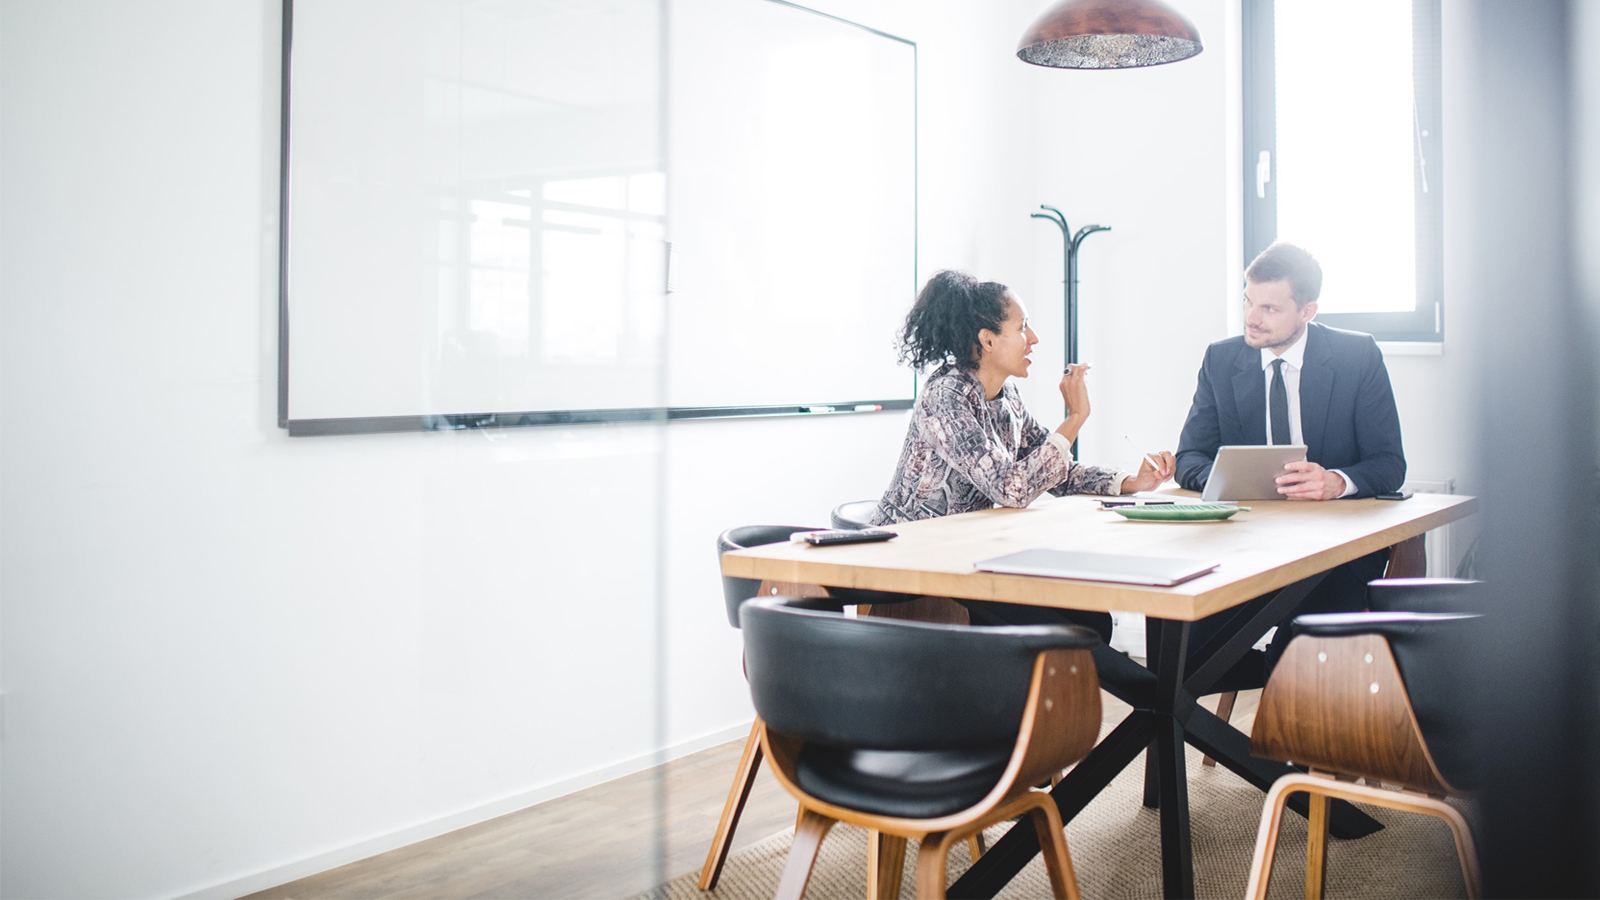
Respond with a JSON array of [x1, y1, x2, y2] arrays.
[[974, 549, 1219, 587]]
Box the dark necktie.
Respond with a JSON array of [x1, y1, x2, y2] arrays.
[[1269, 358, 1291, 445]]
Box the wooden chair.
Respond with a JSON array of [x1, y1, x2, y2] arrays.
[[698, 525, 833, 891], [1244, 601, 1485, 899], [741, 595, 1102, 900], [1197, 534, 1430, 768]]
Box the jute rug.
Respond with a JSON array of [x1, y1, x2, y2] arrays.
[[638, 743, 1469, 899]]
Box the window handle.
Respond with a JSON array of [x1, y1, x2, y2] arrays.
[[1256, 150, 1272, 199]]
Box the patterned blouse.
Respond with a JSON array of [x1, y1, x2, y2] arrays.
[[869, 369, 1126, 525]]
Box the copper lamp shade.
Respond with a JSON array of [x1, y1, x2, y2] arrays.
[[1017, 0, 1203, 69]]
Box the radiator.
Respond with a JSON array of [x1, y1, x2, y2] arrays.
[[1401, 477, 1456, 577]]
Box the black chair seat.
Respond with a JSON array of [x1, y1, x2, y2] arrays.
[[795, 745, 1013, 820]]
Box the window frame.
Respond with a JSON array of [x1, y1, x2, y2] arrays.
[[1242, 0, 1445, 343]]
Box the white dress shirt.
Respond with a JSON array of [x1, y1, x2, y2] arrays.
[[1261, 329, 1356, 498]]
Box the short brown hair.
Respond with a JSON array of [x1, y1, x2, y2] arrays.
[[1246, 242, 1323, 307]]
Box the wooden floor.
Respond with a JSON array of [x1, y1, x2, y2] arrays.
[[251, 686, 1259, 899]]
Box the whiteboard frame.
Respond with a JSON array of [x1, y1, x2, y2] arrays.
[[276, 0, 918, 436]]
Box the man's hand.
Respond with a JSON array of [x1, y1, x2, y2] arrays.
[[1276, 460, 1344, 501], [1120, 451, 1177, 494]]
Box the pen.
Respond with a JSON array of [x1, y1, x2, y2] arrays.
[[1123, 434, 1163, 471]]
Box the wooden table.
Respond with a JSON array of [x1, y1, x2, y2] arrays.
[[723, 491, 1477, 899]]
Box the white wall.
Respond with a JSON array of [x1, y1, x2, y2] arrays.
[[0, 0, 1044, 897]]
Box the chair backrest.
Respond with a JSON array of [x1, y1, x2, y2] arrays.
[[741, 595, 1098, 751], [830, 500, 880, 530], [1361, 580, 1487, 789], [715, 525, 822, 628], [1367, 577, 1485, 613], [1264, 611, 1483, 792]]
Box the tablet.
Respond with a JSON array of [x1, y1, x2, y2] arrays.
[[1200, 444, 1308, 501], [975, 549, 1218, 586]]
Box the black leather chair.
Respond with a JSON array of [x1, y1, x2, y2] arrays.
[[830, 499, 879, 530], [827, 499, 968, 628], [742, 595, 1102, 900], [1368, 576, 1484, 613], [716, 525, 835, 628], [1195, 566, 1472, 770], [1245, 591, 1485, 899], [699, 525, 832, 890]]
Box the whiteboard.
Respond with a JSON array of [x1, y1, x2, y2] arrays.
[[280, 0, 915, 434]]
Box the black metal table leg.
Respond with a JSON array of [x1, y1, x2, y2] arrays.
[[1184, 572, 1328, 695], [1142, 617, 1165, 809], [1152, 620, 1196, 898]]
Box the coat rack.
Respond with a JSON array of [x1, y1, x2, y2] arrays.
[[1032, 204, 1109, 457]]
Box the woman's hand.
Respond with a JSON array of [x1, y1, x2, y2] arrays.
[[1119, 451, 1177, 493], [1053, 365, 1093, 443], [1058, 364, 1091, 419]]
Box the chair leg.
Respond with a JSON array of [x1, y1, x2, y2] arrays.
[[698, 719, 765, 891], [1201, 690, 1237, 768], [774, 808, 836, 900], [1436, 797, 1483, 898], [1247, 774, 1483, 900], [913, 832, 958, 900], [868, 832, 907, 900], [1306, 792, 1330, 899], [966, 832, 986, 862], [1244, 775, 1300, 900], [1024, 793, 1083, 900]]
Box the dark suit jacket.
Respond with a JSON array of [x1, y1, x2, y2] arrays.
[[1175, 322, 1406, 498]]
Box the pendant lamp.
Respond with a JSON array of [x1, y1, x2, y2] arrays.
[[1016, 0, 1203, 69]]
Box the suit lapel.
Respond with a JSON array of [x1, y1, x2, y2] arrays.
[[1232, 347, 1267, 444], [1299, 323, 1335, 457]]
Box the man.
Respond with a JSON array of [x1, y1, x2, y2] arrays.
[[1176, 241, 1405, 498], [1176, 241, 1406, 673]]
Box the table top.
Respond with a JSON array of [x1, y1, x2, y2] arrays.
[[722, 492, 1477, 621]]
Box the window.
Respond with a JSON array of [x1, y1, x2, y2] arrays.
[[1243, 0, 1443, 342]]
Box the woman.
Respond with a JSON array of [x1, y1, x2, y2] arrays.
[[868, 269, 1175, 639]]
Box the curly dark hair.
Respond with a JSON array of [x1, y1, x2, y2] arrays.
[[896, 270, 1012, 372]]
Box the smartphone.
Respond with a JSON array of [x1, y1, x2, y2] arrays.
[[1376, 491, 1413, 501]]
